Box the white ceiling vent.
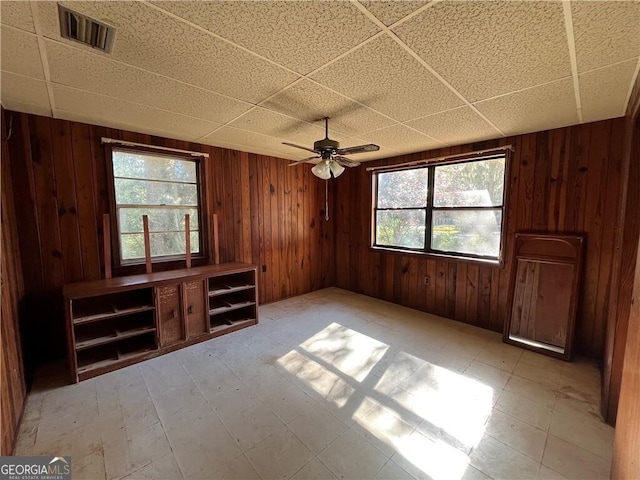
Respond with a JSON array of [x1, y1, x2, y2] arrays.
[[58, 4, 115, 53]]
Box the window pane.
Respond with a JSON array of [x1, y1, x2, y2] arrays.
[[113, 150, 197, 183], [431, 209, 502, 257], [114, 178, 198, 206], [376, 210, 426, 249], [377, 169, 428, 208], [121, 231, 200, 260], [119, 208, 199, 233], [434, 157, 505, 207]]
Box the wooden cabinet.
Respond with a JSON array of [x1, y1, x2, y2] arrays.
[[64, 263, 258, 382], [157, 285, 183, 347], [184, 280, 207, 339], [504, 233, 584, 360]]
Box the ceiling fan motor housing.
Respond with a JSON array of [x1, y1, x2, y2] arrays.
[[314, 138, 340, 159]]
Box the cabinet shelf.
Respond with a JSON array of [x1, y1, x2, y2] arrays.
[[73, 305, 155, 325], [210, 318, 255, 334], [209, 301, 255, 316], [77, 346, 157, 375], [208, 284, 255, 297], [75, 326, 157, 351]]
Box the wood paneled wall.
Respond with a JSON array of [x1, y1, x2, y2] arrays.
[[611, 79, 640, 477], [1, 108, 27, 455], [334, 119, 625, 359], [6, 111, 334, 362]]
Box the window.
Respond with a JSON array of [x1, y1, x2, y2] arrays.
[[109, 148, 203, 264], [373, 154, 507, 261]]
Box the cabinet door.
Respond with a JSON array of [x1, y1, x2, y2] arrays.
[[184, 280, 207, 338], [157, 284, 183, 346]]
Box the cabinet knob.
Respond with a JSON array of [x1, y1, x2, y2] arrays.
[[171, 309, 177, 318], [187, 305, 194, 314]]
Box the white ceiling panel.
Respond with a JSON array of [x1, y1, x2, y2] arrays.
[[52, 84, 221, 141], [34, 1, 299, 103], [0, 1, 36, 33], [572, 0, 640, 73], [311, 35, 464, 122], [0, 1, 637, 162], [394, 1, 571, 103], [1, 26, 44, 79], [45, 40, 253, 125], [261, 79, 395, 137], [475, 79, 579, 136], [150, 1, 380, 75], [579, 59, 638, 123], [406, 107, 500, 146]]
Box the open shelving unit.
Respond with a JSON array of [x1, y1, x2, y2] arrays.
[[64, 263, 258, 382], [208, 270, 257, 335]]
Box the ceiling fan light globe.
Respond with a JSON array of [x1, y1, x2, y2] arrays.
[[330, 161, 345, 178], [311, 161, 331, 180]]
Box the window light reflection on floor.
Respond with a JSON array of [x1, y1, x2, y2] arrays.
[[276, 322, 494, 480]]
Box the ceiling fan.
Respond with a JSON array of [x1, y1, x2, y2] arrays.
[[282, 117, 380, 179]]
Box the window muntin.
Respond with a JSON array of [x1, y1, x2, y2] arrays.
[[373, 155, 506, 261], [111, 148, 202, 263]]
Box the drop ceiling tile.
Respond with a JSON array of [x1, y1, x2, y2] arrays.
[[393, 1, 571, 102], [579, 59, 637, 123], [261, 79, 395, 137], [311, 35, 463, 122], [228, 107, 353, 147], [34, 1, 299, 103], [52, 84, 221, 141], [405, 106, 500, 146], [2, 100, 52, 118], [1, 1, 36, 33], [151, 1, 380, 75], [45, 40, 252, 124], [1, 71, 50, 108], [199, 137, 293, 160], [359, 1, 429, 27], [1, 26, 44, 79], [203, 126, 292, 154], [474, 79, 579, 136], [359, 124, 443, 154], [572, 0, 640, 73]]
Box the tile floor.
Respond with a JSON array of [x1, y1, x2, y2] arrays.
[[15, 288, 614, 480]]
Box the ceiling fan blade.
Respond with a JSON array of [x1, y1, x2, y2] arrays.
[[282, 142, 317, 154], [335, 144, 380, 156], [334, 156, 361, 167], [288, 156, 320, 166]]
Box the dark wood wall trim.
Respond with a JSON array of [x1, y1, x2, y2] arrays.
[[1, 108, 27, 455], [334, 119, 625, 360], [5, 111, 334, 363]]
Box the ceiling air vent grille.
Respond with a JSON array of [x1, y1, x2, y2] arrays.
[[58, 5, 115, 53]]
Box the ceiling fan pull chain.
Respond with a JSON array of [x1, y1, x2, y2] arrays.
[[325, 179, 329, 222]]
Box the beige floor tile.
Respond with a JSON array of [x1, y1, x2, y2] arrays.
[[495, 390, 553, 431], [548, 408, 614, 461], [211, 454, 261, 480], [288, 405, 348, 454], [245, 425, 314, 480], [319, 428, 388, 479], [221, 402, 287, 452], [391, 429, 471, 480], [537, 465, 568, 480], [291, 458, 339, 480], [469, 434, 541, 480], [464, 360, 512, 390], [121, 452, 184, 479], [542, 435, 611, 480], [15, 289, 615, 480], [374, 459, 415, 479], [485, 409, 547, 461]]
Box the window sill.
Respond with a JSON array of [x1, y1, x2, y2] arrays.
[[370, 246, 502, 268]]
